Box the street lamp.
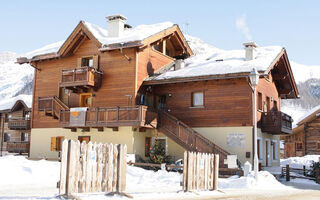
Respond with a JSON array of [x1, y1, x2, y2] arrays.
[[249, 68, 259, 181]]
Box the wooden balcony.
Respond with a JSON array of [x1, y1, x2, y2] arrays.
[[7, 141, 30, 154], [59, 105, 157, 129], [59, 66, 102, 91], [8, 119, 30, 130], [261, 111, 293, 134]]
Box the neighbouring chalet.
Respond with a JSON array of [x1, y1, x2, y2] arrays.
[[0, 95, 32, 155], [17, 15, 298, 167], [281, 105, 320, 157]]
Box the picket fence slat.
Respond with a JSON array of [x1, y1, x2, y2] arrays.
[[59, 140, 127, 197], [183, 151, 219, 192]]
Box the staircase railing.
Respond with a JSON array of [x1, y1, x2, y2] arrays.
[[158, 111, 229, 166], [38, 96, 69, 119]]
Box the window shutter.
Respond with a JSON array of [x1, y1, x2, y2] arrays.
[[57, 136, 65, 151], [51, 137, 57, 151], [77, 58, 82, 67], [93, 55, 99, 69]]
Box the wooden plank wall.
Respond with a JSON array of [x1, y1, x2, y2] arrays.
[[152, 78, 253, 127], [32, 38, 137, 128], [305, 118, 320, 155]]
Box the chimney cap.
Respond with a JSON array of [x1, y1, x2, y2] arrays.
[[243, 41, 258, 48], [106, 14, 127, 21]]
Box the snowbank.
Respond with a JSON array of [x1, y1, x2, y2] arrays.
[[281, 155, 320, 169], [219, 171, 288, 190]]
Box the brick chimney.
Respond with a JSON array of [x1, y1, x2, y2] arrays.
[[106, 14, 127, 37], [243, 42, 258, 61]]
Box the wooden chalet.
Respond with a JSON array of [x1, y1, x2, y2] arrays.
[[17, 15, 298, 168], [281, 105, 320, 157], [0, 96, 31, 155]]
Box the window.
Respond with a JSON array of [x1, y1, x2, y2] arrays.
[[25, 112, 31, 120], [78, 136, 90, 144], [80, 93, 92, 107], [272, 140, 278, 161], [266, 96, 270, 111], [258, 92, 262, 110], [317, 142, 320, 150], [296, 142, 303, 150], [272, 100, 278, 111], [21, 133, 29, 142], [82, 57, 93, 67], [4, 133, 10, 142], [51, 136, 65, 151], [192, 92, 204, 107]]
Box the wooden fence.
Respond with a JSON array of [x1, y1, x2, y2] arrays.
[[183, 151, 219, 191], [282, 164, 319, 184], [59, 140, 127, 198]]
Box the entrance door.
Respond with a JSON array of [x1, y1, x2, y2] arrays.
[[80, 93, 92, 107]]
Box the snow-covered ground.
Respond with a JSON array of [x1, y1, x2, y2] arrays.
[[0, 155, 318, 200], [281, 155, 320, 169]]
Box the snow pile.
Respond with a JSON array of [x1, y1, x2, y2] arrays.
[[126, 165, 181, 193], [152, 45, 283, 80], [0, 94, 32, 111], [84, 21, 174, 46], [0, 52, 34, 99], [281, 155, 320, 169], [219, 171, 288, 190]]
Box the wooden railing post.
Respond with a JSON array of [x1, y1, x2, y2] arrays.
[[316, 167, 320, 184], [116, 106, 119, 122], [73, 69, 76, 82], [286, 164, 290, 181], [95, 108, 99, 125]]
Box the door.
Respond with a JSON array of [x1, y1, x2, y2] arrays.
[[80, 93, 92, 107], [59, 88, 69, 106]]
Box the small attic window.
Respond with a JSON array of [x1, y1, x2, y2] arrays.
[[82, 57, 93, 67]]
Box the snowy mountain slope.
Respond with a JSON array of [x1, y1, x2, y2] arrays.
[[0, 52, 34, 100]]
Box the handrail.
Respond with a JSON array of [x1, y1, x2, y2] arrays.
[[158, 111, 229, 157]]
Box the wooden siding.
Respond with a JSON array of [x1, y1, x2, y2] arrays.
[[137, 47, 174, 94], [32, 38, 137, 128], [151, 78, 253, 127]]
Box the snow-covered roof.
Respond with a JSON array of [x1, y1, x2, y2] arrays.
[[148, 45, 284, 81], [0, 95, 32, 111], [23, 21, 174, 60], [296, 104, 320, 125], [84, 21, 174, 47]]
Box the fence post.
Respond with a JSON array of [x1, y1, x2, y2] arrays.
[[183, 151, 188, 191], [286, 164, 290, 181], [213, 154, 219, 190], [59, 139, 69, 195], [303, 165, 306, 176]]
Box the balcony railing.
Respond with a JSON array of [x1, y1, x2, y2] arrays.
[[8, 119, 30, 130], [261, 111, 293, 134], [59, 105, 157, 128], [7, 141, 30, 154], [59, 66, 102, 90]]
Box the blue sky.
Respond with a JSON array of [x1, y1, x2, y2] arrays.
[[1, 0, 320, 65]]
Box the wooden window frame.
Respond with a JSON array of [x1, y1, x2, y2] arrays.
[[317, 142, 320, 150], [191, 91, 205, 108]]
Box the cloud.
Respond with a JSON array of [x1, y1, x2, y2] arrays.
[[236, 14, 252, 41]]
